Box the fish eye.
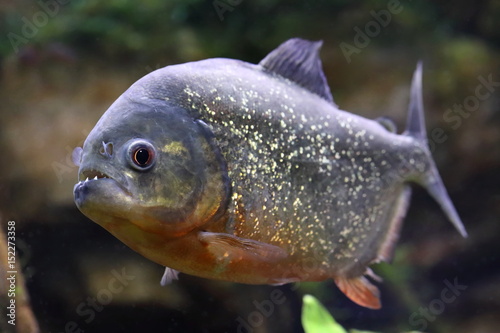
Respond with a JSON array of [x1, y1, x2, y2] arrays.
[[127, 140, 156, 171]]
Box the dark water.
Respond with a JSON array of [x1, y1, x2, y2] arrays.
[[1, 1, 499, 332]]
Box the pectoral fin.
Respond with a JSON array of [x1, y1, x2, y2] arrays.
[[334, 275, 381, 309], [198, 231, 288, 263], [160, 267, 180, 286]]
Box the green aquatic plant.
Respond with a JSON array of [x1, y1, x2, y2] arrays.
[[301, 294, 350, 333], [301, 294, 425, 333]]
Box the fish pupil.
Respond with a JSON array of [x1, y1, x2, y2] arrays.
[[134, 148, 151, 166]]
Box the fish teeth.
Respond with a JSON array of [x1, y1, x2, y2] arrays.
[[85, 177, 89, 182], [94, 176, 98, 180]]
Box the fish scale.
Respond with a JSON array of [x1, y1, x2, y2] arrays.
[[183, 75, 411, 260], [168, 59, 419, 280], [74, 38, 466, 309]]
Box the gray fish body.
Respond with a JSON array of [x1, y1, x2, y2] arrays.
[[134, 58, 424, 274], [74, 39, 466, 309]]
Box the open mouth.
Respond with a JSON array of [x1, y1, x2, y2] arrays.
[[75, 167, 130, 197], [78, 169, 110, 182]]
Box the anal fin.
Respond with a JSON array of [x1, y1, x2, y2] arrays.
[[377, 186, 412, 263], [198, 231, 288, 263], [334, 275, 381, 309]]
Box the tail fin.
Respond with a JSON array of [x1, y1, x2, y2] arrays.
[[405, 62, 468, 238]]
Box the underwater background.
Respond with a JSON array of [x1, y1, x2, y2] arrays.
[[0, 0, 499, 332]]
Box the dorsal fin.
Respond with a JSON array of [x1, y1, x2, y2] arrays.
[[259, 38, 336, 105]]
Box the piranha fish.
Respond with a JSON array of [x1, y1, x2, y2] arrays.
[[73, 38, 467, 309]]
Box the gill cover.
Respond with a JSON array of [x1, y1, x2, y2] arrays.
[[123, 114, 230, 237]]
